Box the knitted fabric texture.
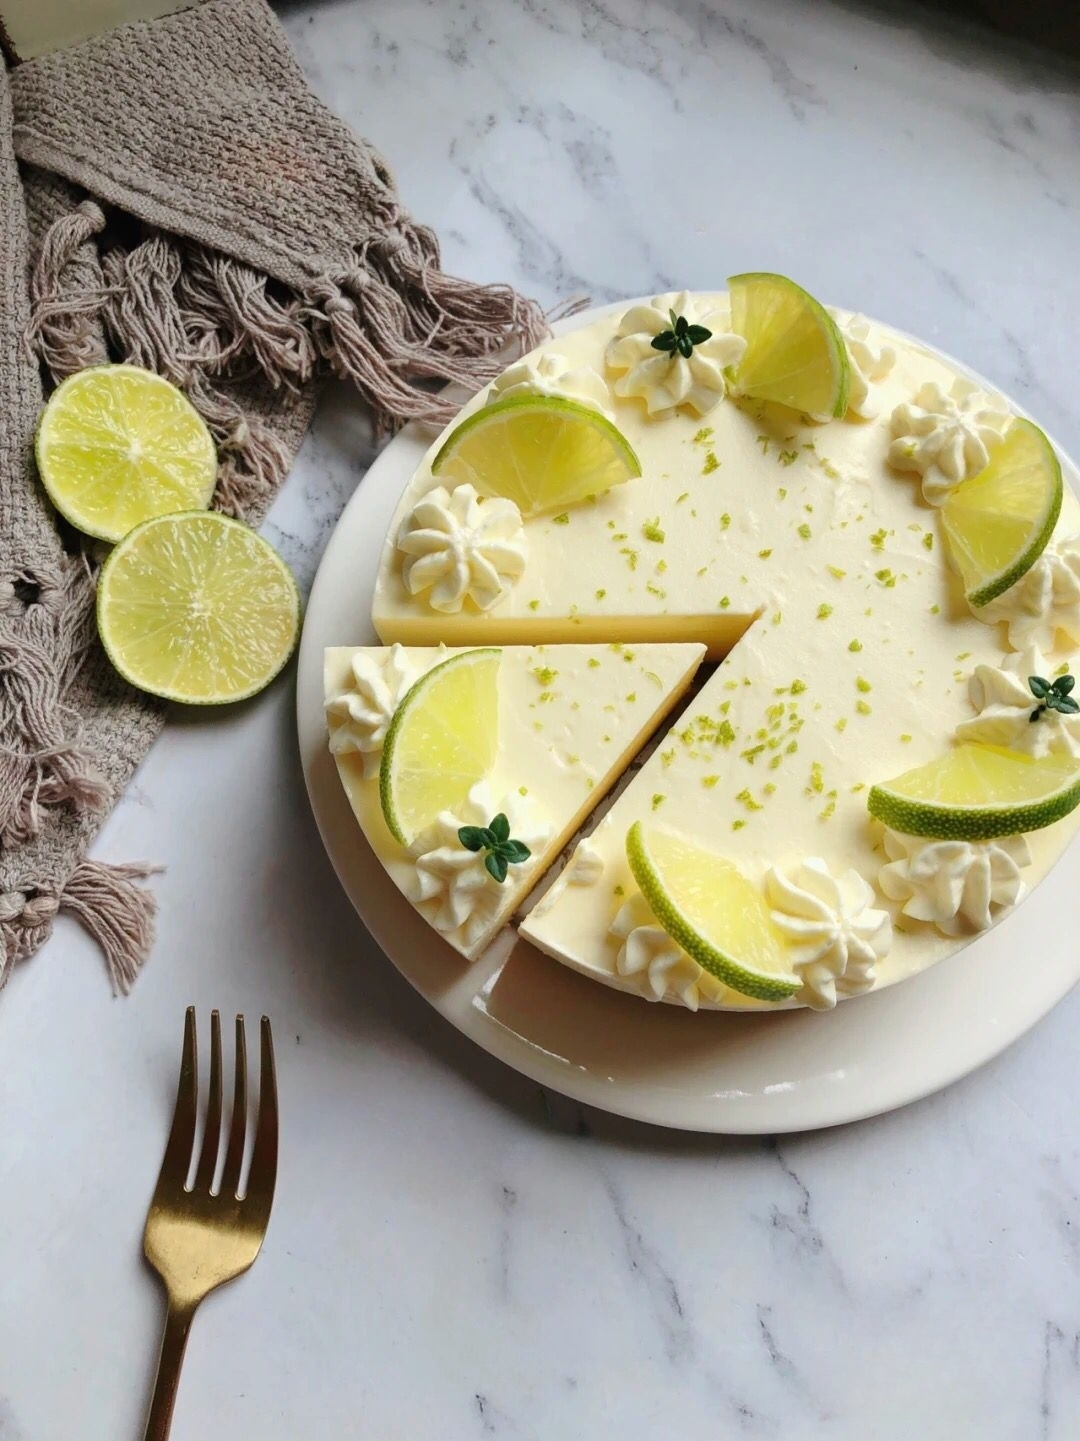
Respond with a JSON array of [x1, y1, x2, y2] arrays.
[[0, 0, 547, 992]]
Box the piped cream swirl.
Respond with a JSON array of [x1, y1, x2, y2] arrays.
[[397, 483, 526, 613]]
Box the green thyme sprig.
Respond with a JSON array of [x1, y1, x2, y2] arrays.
[[1029, 673, 1078, 721], [458, 812, 532, 883], [651, 309, 712, 359]]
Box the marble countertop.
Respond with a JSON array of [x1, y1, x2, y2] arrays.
[[3, 1, 1080, 1437]]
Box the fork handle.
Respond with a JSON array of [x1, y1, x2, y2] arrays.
[[143, 1299, 198, 1441]]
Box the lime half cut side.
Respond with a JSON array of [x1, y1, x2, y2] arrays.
[[379, 648, 501, 846], [97, 511, 299, 704], [940, 419, 1063, 608], [727, 272, 850, 420], [867, 743, 1080, 840], [431, 394, 641, 518], [36, 365, 217, 543], [626, 820, 800, 1002]]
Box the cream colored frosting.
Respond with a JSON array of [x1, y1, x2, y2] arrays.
[[489, 352, 613, 418], [605, 290, 745, 417], [888, 380, 1010, 503], [835, 313, 896, 421], [878, 828, 1031, 936], [956, 645, 1080, 758], [766, 858, 892, 1011], [324, 644, 421, 778], [407, 782, 551, 952], [396, 483, 526, 613], [608, 891, 721, 1011], [978, 535, 1080, 653], [566, 841, 604, 886]]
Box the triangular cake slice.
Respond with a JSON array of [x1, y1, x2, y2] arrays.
[[324, 643, 705, 961]]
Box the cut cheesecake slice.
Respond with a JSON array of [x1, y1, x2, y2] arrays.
[[325, 643, 705, 961]]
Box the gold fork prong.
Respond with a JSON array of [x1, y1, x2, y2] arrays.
[[246, 1016, 278, 1209], [193, 1009, 222, 1193], [156, 1006, 198, 1194], [219, 1014, 248, 1199]]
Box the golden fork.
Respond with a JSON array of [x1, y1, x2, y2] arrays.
[[142, 1008, 278, 1441]]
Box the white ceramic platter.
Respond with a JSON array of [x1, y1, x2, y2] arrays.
[[296, 304, 1080, 1133]]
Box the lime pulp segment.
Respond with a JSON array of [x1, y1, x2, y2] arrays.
[[626, 820, 800, 1001], [431, 394, 641, 518], [36, 365, 218, 543], [727, 272, 850, 420], [940, 419, 1063, 608], [379, 648, 502, 845], [96, 511, 299, 705], [867, 743, 1080, 840]]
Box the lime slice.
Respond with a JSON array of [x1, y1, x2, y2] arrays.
[[867, 743, 1080, 840], [36, 365, 217, 543], [431, 394, 641, 518], [727, 272, 849, 419], [939, 419, 1062, 608], [379, 648, 501, 845], [626, 821, 799, 1001], [97, 512, 299, 705]]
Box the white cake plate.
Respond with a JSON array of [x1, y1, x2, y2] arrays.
[[296, 305, 1080, 1133]]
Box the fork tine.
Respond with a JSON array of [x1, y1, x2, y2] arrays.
[[219, 1015, 248, 1199], [193, 1009, 222, 1193], [156, 1007, 198, 1192], [245, 1016, 278, 1207]]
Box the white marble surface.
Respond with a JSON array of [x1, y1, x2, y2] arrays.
[[3, 1, 1080, 1437]]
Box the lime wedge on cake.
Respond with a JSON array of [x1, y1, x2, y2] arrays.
[[939, 418, 1062, 608], [431, 394, 641, 518], [97, 512, 299, 705], [379, 648, 501, 845], [727, 272, 850, 419], [36, 365, 217, 543], [626, 821, 800, 1001], [868, 743, 1080, 840]]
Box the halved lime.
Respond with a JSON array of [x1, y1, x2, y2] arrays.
[[379, 648, 501, 845], [625, 821, 799, 1001], [36, 365, 217, 543], [97, 512, 299, 704], [727, 272, 849, 419], [939, 419, 1062, 608], [431, 394, 640, 518], [867, 743, 1080, 840]]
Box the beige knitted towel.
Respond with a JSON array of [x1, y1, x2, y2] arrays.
[[0, 0, 547, 992]]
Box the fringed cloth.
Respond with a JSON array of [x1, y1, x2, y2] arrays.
[[0, 0, 548, 992]]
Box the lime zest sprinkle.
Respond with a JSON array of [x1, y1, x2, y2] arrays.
[[703, 451, 720, 474], [587, 658, 600, 668], [720, 513, 731, 530], [642, 517, 665, 543], [856, 699, 872, 715], [856, 676, 872, 693], [595, 588, 606, 600], [848, 639, 863, 652], [816, 603, 832, 620], [702, 775, 719, 789], [651, 793, 665, 810], [923, 532, 934, 551], [758, 548, 773, 559], [735, 788, 763, 811], [798, 523, 812, 540], [827, 565, 846, 580], [553, 512, 570, 525], [807, 761, 824, 796], [875, 568, 897, 587]]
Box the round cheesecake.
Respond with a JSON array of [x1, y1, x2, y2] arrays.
[[329, 288, 1080, 1012]]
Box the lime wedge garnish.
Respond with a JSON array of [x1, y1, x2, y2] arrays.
[[96, 512, 299, 705], [431, 394, 640, 518], [36, 365, 217, 543], [379, 648, 501, 845], [867, 743, 1080, 840], [625, 821, 799, 1001], [940, 419, 1063, 608], [727, 272, 850, 419]]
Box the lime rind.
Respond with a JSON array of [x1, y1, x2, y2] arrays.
[[941, 419, 1063, 609], [867, 743, 1080, 840], [430, 392, 641, 518], [96, 511, 299, 706], [379, 647, 502, 846], [626, 820, 800, 1002], [36, 364, 218, 544], [727, 272, 850, 421]]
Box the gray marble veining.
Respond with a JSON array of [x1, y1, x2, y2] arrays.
[[1, 1, 1079, 1438]]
